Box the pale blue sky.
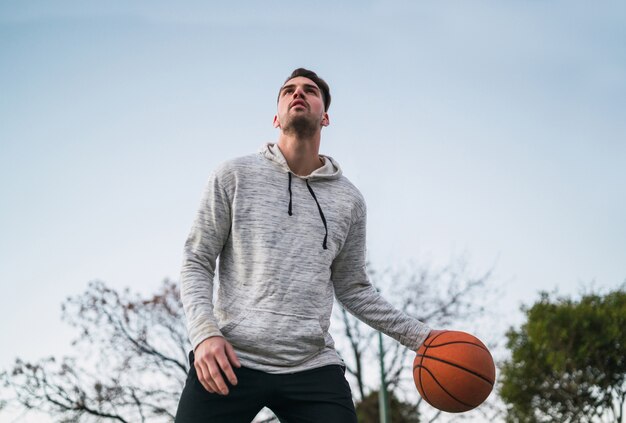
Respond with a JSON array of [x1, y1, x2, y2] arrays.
[[1, 1, 625, 419]]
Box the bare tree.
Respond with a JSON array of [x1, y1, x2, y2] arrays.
[[1, 257, 498, 422], [1, 280, 189, 422], [333, 257, 498, 421], [1, 280, 283, 423]]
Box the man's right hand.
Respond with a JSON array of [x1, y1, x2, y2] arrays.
[[194, 336, 241, 395]]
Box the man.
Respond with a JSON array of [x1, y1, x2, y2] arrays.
[[176, 68, 436, 422]]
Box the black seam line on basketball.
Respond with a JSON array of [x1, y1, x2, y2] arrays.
[[414, 365, 476, 409], [419, 331, 444, 404], [418, 343, 428, 404], [419, 365, 432, 406], [424, 340, 490, 353], [413, 355, 494, 386], [424, 331, 448, 347]]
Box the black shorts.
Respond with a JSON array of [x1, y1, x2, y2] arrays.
[[175, 351, 357, 423]]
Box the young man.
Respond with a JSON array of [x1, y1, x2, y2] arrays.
[[176, 68, 435, 423]]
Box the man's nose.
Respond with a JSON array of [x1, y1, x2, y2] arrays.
[[292, 87, 305, 97]]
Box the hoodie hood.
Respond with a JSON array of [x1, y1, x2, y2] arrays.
[[260, 143, 342, 181], [259, 142, 342, 251]]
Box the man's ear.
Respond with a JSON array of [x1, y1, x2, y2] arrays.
[[321, 113, 330, 127], [273, 114, 281, 129]]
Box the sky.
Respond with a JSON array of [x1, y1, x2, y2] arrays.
[[1, 0, 625, 421]]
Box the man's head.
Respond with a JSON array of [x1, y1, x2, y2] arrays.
[[274, 68, 331, 138], [277, 68, 331, 112]]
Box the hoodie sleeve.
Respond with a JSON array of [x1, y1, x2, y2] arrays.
[[331, 212, 431, 351], [180, 169, 232, 350]]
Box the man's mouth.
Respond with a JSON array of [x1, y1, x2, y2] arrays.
[[290, 100, 307, 109]]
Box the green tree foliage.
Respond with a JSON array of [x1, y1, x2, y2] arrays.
[[500, 287, 626, 423], [355, 390, 421, 423]]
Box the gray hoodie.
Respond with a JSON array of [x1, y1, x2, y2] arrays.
[[180, 143, 430, 373]]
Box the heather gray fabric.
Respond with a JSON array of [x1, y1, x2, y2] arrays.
[[180, 143, 431, 373]]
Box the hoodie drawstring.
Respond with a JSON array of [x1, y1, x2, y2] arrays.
[[287, 172, 293, 216], [306, 180, 329, 250], [286, 172, 328, 250]]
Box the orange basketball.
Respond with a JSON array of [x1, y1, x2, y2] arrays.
[[413, 330, 495, 413]]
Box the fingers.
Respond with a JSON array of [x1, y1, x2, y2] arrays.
[[209, 356, 232, 395], [216, 342, 241, 387], [225, 342, 242, 368], [195, 361, 218, 393], [215, 352, 238, 387], [196, 355, 230, 395], [194, 337, 241, 395]]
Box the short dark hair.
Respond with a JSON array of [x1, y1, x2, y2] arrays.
[[278, 68, 331, 111]]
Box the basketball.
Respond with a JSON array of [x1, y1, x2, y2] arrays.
[[413, 330, 495, 413]]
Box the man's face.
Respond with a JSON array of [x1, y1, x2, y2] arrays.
[[274, 76, 329, 137]]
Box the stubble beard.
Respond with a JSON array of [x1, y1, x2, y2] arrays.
[[281, 113, 321, 139]]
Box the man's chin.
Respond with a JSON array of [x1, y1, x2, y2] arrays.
[[283, 117, 318, 138]]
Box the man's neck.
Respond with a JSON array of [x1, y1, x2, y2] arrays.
[[277, 133, 323, 176]]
